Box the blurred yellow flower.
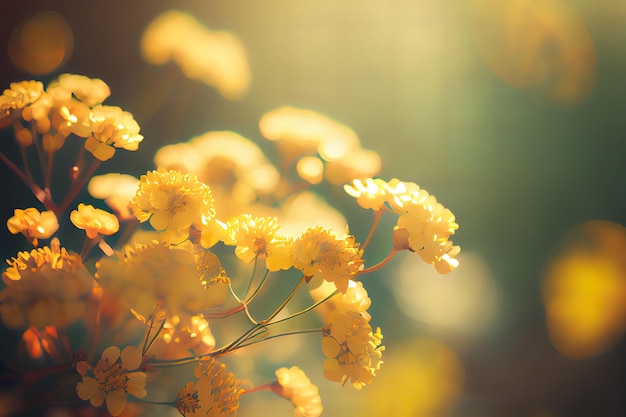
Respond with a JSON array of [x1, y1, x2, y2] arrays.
[[141, 10, 251, 100], [224, 214, 294, 271], [76, 345, 147, 416], [273, 366, 323, 417], [70, 203, 119, 239], [322, 310, 384, 389], [0, 238, 94, 329], [293, 227, 363, 293], [87, 173, 140, 220], [96, 242, 226, 325], [130, 169, 215, 244], [6, 207, 59, 245]]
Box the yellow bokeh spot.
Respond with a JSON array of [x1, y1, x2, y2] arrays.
[[361, 337, 463, 417], [543, 221, 626, 358], [296, 156, 324, 184], [471, 0, 596, 106], [8, 12, 73, 75]]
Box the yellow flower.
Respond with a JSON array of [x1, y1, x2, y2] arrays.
[[343, 178, 390, 211], [84, 105, 143, 161], [151, 314, 216, 359], [273, 366, 323, 417], [0, 238, 94, 329], [130, 169, 215, 244], [195, 249, 231, 306], [70, 203, 119, 239], [76, 345, 147, 416], [0, 80, 44, 118], [51, 73, 111, 107], [175, 358, 243, 417], [310, 279, 372, 324], [224, 214, 294, 271], [96, 242, 225, 326], [321, 310, 384, 389], [87, 173, 140, 220], [6, 207, 59, 245], [293, 227, 364, 293], [346, 177, 461, 274]]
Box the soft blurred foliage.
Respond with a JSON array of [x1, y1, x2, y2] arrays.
[[2, 0, 626, 416]]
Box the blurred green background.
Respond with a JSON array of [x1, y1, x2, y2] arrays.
[[2, 1, 626, 416]]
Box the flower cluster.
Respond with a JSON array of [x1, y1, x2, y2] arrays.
[[0, 71, 460, 416]]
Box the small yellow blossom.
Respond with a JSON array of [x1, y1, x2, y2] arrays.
[[322, 310, 384, 389], [130, 169, 215, 244], [311, 279, 372, 323], [6, 208, 58, 245], [21, 91, 54, 134], [345, 177, 461, 274], [48, 73, 110, 107], [70, 203, 120, 239], [293, 227, 364, 293], [85, 105, 143, 161], [195, 249, 230, 306], [273, 366, 323, 417], [176, 358, 244, 417], [0, 238, 94, 329], [0, 80, 44, 118], [151, 314, 216, 359], [224, 214, 294, 271], [76, 345, 147, 416], [343, 178, 390, 211]]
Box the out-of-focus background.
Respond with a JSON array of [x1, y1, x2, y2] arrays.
[[2, 0, 626, 416]]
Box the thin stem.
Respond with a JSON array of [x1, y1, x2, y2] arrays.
[[30, 121, 46, 181], [361, 209, 383, 251], [201, 304, 246, 320], [262, 276, 305, 324], [233, 328, 321, 351], [45, 149, 54, 190], [0, 151, 48, 205], [228, 283, 257, 324], [359, 249, 397, 275], [269, 289, 338, 326], [244, 256, 259, 299], [245, 268, 270, 304], [57, 158, 101, 215]]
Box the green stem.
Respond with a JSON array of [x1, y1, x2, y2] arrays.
[[361, 208, 382, 251]]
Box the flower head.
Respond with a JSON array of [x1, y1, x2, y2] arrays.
[[130, 169, 216, 244], [70, 203, 119, 239], [175, 359, 243, 417], [224, 214, 294, 271], [293, 227, 364, 293], [6, 207, 58, 245], [96, 242, 225, 326], [76, 345, 146, 416], [0, 238, 94, 330], [322, 310, 384, 389], [273, 366, 323, 417], [84, 105, 143, 161], [0, 80, 44, 118]]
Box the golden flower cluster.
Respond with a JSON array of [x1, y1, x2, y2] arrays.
[[0, 67, 460, 416]]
